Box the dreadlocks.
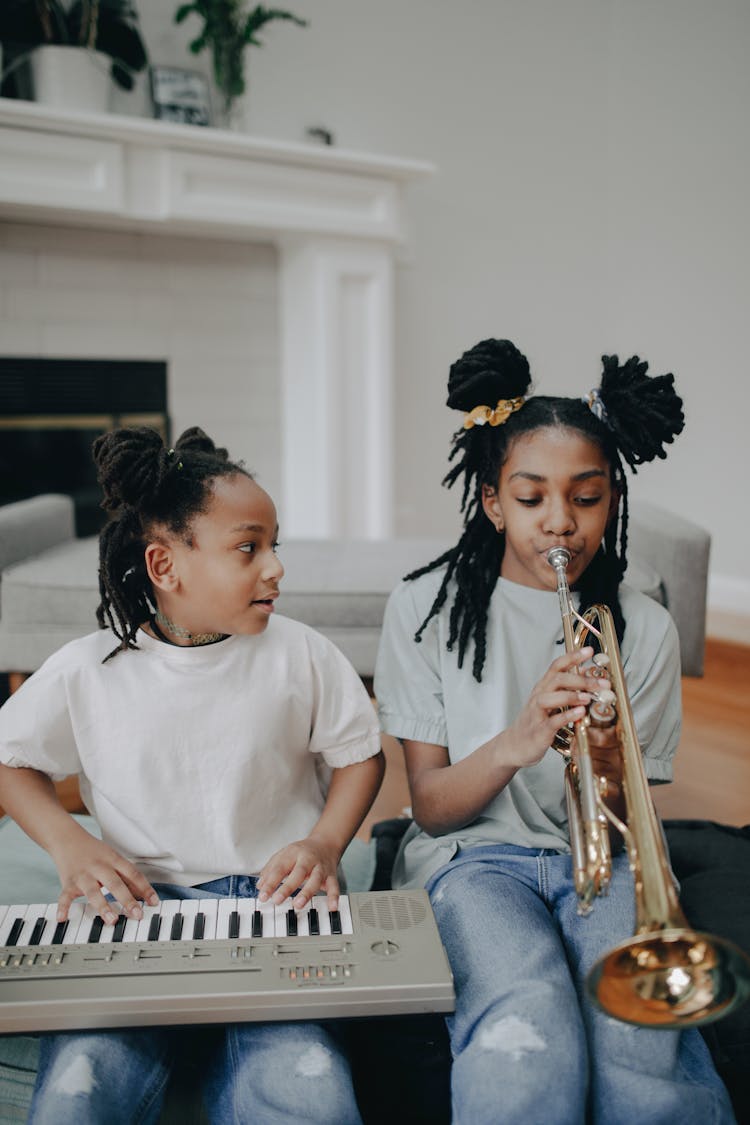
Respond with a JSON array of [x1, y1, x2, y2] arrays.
[[93, 425, 251, 661], [409, 339, 685, 681]]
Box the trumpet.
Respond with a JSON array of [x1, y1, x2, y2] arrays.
[[547, 546, 750, 1028]]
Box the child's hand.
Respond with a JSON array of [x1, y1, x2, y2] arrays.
[[256, 835, 341, 912], [50, 832, 159, 925], [506, 647, 610, 769]]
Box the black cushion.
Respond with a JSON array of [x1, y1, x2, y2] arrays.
[[664, 819, 750, 1123]]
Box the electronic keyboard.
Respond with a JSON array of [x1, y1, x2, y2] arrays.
[[0, 891, 454, 1033]]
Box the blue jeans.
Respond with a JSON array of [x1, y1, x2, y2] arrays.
[[426, 845, 736, 1125], [28, 876, 362, 1125]]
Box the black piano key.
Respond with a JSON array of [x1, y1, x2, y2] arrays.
[[330, 909, 342, 935], [170, 913, 184, 940], [51, 919, 69, 945], [192, 912, 206, 940], [29, 916, 48, 946], [88, 916, 104, 943], [228, 910, 240, 940], [308, 908, 320, 936], [286, 908, 298, 937], [147, 914, 162, 941], [251, 910, 263, 938], [6, 917, 24, 946], [113, 914, 128, 942]]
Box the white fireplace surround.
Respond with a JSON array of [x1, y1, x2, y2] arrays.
[[0, 99, 433, 538]]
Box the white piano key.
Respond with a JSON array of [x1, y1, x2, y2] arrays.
[[274, 901, 293, 937], [216, 897, 239, 940], [197, 899, 218, 940], [315, 900, 332, 936], [73, 902, 101, 943], [119, 915, 141, 942], [97, 899, 129, 945], [174, 899, 200, 941], [16, 904, 48, 947], [31, 903, 59, 946], [0, 905, 26, 946], [294, 900, 313, 938], [256, 898, 276, 937], [134, 901, 163, 942], [337, 895, 353, 935], [158, 900, 183, 941], [59, 901, 86, 944], [234, 898, 257, 939], [0, 906, 8, 933]]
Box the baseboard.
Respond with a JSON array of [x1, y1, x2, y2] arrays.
[[707, 609, 750, 646], [708, 573, 750, 645]]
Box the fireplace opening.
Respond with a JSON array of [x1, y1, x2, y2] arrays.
[[0, 358, 169, 537]]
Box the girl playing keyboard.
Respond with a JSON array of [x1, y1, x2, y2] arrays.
[[0, 424, 384, 1125]]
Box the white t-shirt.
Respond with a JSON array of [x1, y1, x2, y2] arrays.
[[374, 570, 682, 889], [0, 615, 381, 886]]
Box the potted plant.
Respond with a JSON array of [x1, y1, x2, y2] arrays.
[[174, 1, 307, 128], [0, 0, 148, 110]]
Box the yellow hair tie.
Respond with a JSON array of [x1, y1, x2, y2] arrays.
[[463, 396, 525, 430]]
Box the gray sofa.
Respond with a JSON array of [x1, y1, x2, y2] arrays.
[[0, 492, 710, 680]]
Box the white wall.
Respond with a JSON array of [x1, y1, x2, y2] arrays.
[[64, 1, 750, 624]]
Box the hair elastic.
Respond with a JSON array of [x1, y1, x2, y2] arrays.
[[463, 396, 525, 430], [583, 388, 609, 426]]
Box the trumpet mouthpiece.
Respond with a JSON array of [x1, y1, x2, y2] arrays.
[[547, 547, 572, 570]]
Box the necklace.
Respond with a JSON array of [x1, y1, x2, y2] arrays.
[[152, 610, 227, 647]]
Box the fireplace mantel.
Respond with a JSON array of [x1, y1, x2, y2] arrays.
[[0, 98, 435, 537]]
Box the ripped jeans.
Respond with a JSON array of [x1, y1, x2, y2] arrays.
[[28, 876, 362, 1125], [426, 845, 736, 1125]]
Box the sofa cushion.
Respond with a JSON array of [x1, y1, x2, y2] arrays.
[[0, 535, 664, 677]]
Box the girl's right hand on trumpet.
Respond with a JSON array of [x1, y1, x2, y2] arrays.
[[505, 646, 610, 769]]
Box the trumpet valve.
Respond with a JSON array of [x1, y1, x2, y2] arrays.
[[589, 693, 617, 728]]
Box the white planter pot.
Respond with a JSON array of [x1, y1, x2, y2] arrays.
[[30, 46, 111, 113]]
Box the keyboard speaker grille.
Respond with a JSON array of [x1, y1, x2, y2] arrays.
[[357, 894, 428, 931]]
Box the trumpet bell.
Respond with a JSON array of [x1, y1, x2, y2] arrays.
[[587, 928, 750, 1028]]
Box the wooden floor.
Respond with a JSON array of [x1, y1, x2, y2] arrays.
[[358, 637, 750, 839], [651, 638, 750, 827]]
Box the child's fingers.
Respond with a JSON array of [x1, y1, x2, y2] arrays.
[[539, 687, 593, 715], [269, 858, 317, 905], [323, 873, 340, 913], [56, 885, 79, 923], [119, 865, 159, 909], [550, 705, 587, 732], [550, 646, 594, 674], [57, 877, 115, 925], [257, 853, 305, 903], [256, 853, 287, 898], [103, 872, 149, 921]]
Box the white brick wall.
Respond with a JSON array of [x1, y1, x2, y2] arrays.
[[0, 221, 281, 500]]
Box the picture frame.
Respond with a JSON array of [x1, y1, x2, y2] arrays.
[[149, 66, 212, 127]]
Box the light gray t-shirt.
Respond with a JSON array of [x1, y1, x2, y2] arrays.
[[374, 570, 681, 889]]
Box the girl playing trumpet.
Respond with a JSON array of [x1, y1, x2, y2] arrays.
[[374, 339, 735, 1124]]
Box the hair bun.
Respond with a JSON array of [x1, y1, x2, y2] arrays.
[[599, 354, 685, 469], [174, 426, 226, 459], [93, 427, 165, 511], [446, 338, 531, 413]]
